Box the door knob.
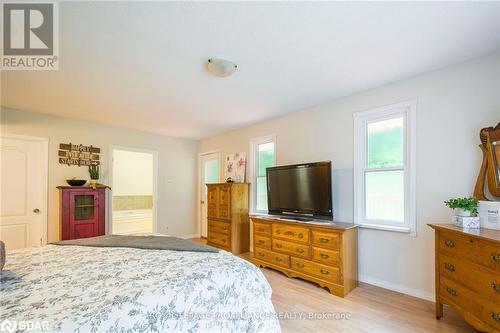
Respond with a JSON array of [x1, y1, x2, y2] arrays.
[[33, 208, 40, 213]]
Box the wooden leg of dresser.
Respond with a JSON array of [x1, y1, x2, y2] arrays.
[[435, 300, 443, 320]]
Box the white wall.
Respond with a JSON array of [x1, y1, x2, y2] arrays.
[[0, 108, 199, 241], [112, 149, 153, 196], [199, 53, 500, 299]]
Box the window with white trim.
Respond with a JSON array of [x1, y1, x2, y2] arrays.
[[250, 135, 276, 213], [354, 100, 416, 235]]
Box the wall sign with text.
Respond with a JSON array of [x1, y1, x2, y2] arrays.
[[59, 143, 100, 166]]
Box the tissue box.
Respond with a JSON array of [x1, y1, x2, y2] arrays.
[[452, 216, 480, 228], [478, 201, 500, 230]]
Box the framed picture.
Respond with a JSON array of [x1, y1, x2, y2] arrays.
[[224, 152, 246, 183]]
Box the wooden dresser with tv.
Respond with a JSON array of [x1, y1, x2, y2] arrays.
[[428, 224, 500, 332], [251, 215, 358, 297], [206, 183, 250, 254]]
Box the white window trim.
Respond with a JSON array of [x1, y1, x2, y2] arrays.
[[249, 134, 277, 214], [353, 100, 417, 236]]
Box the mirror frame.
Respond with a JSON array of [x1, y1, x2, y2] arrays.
[[474, 122, 500, 200]]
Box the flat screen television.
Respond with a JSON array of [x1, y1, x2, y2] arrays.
[[266, 161, 333, 220]]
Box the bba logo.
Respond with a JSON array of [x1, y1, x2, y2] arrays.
[[1, 2, 58, 70]]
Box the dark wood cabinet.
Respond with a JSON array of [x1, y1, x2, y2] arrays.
[[58, 186, 108, 240]]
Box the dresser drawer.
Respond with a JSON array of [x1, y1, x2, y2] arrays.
[[208, 231, 230, 248], [439, 253, 500, 303], [439, 231, 500, 273], [208, 220, 230, 235], [291, 257, 339, 283], [311, 229, 340, 250], [254, 221, 271, 236], [217, 205, 231, 220], [254, 234, 271, 249], [254, 248, 290, 268], [218, 186, 231, 205], [272, 238, 310, 259], [312, 246, 340, 267], [272, 224, 309, 243], [207, 205, 218, 219], [439, 276, 479, 318]]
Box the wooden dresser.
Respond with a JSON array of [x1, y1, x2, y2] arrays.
[[206, 183, 249, 254], [429, 224, 500, 332], [251, 215, 358, 297]]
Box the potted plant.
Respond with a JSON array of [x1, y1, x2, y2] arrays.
[[88, 164, 99, 189], [444, 196, 478, 217]]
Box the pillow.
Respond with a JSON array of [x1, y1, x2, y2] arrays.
[[0, 240, 5, 271]]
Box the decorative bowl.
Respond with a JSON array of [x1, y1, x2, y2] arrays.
[[66, 179, 87, 186]]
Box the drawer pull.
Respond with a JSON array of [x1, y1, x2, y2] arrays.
[[258, 252, 265, 257], [444, 240, 455, 248], [275, 257, 283, 262], [320, 269, 330, 275], [492, 253, 500, 263], [296, 262, 305, 268], [492, 311, 500, 322], [276, 230, 281, 234], [296, 248, 304, 254], [298, 233, 304, 239], [320, 253, 330, 259], [222, 239, 226, 243], [258, 228, 265, 232], [275, 243, 283, 248], [492, 282, 500, 293], [446, 286, 458, 297], [319, 238, 330, 243], [222, 227, 227, 231], [444, 263, 455, 272], [284, 231, 294, 236], [258, 240, 265, 244]]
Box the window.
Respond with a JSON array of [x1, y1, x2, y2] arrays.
[[250, 135, 276, 212], [354, 100, 416, 235]]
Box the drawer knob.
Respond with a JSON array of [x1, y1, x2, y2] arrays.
[[222, 239, 226, 243], [296, 248, 304, 254], [320, 269, 330, 275], [492, 311, 500, 322], [492, 253, 500, 263], [444, 263, 455, 272], [258, 240, 265, 244], [320, 238, 330, 243], [275, 243, 282, 248], [276, 230, 281, 234], [320, 253, 330, 259], [444, 240, 455, 248], [285, 231, 294, 236], [492, 282, 500, 293], [296, 262, 305, 268], [258, 228, 265, 232], [298, 233, 304, 239], [258, 252, 265, 257], [446, 286, 458, 297], [275, 257, 283, 262]]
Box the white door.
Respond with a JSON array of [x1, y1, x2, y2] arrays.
[[200, 152, 220, 237], [0, 135, 48, 250]]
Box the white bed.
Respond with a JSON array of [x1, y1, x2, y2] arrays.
[[1, 244, 280, 332]]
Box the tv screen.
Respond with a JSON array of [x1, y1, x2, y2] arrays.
[[266, 161, 332, 220]]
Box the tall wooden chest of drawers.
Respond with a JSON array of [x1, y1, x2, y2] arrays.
[[251, 216, 358, 297], [429, 224, 500, 332], [206, 183, 249, 254]]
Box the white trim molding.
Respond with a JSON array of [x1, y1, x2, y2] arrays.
[[353, 99, 417, 236], [359, 274, 433, 301], [249, 134, 276, 214]]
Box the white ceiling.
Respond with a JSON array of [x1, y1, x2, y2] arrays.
[[2, 1, 500, 139]]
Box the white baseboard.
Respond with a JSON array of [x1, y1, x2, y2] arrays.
[[359, 274, 434, 301], [180, 233, 200, 239]]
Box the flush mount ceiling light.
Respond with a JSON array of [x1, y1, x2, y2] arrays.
[[206, 58, 238, 77]]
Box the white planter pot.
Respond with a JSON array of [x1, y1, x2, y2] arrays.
[[454, 208, 472, 217]]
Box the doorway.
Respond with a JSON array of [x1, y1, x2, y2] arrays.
[[0, 134, 48, 250], [110, 147, 158, 235], [200, 152, 220, 238]]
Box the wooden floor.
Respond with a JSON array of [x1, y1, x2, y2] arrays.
[[192, 239, 475, 333]]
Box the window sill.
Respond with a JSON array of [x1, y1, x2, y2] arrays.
[[358, 222, 413, 235]]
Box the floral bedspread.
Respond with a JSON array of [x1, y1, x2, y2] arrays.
[[1, 245, 280, 333]]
